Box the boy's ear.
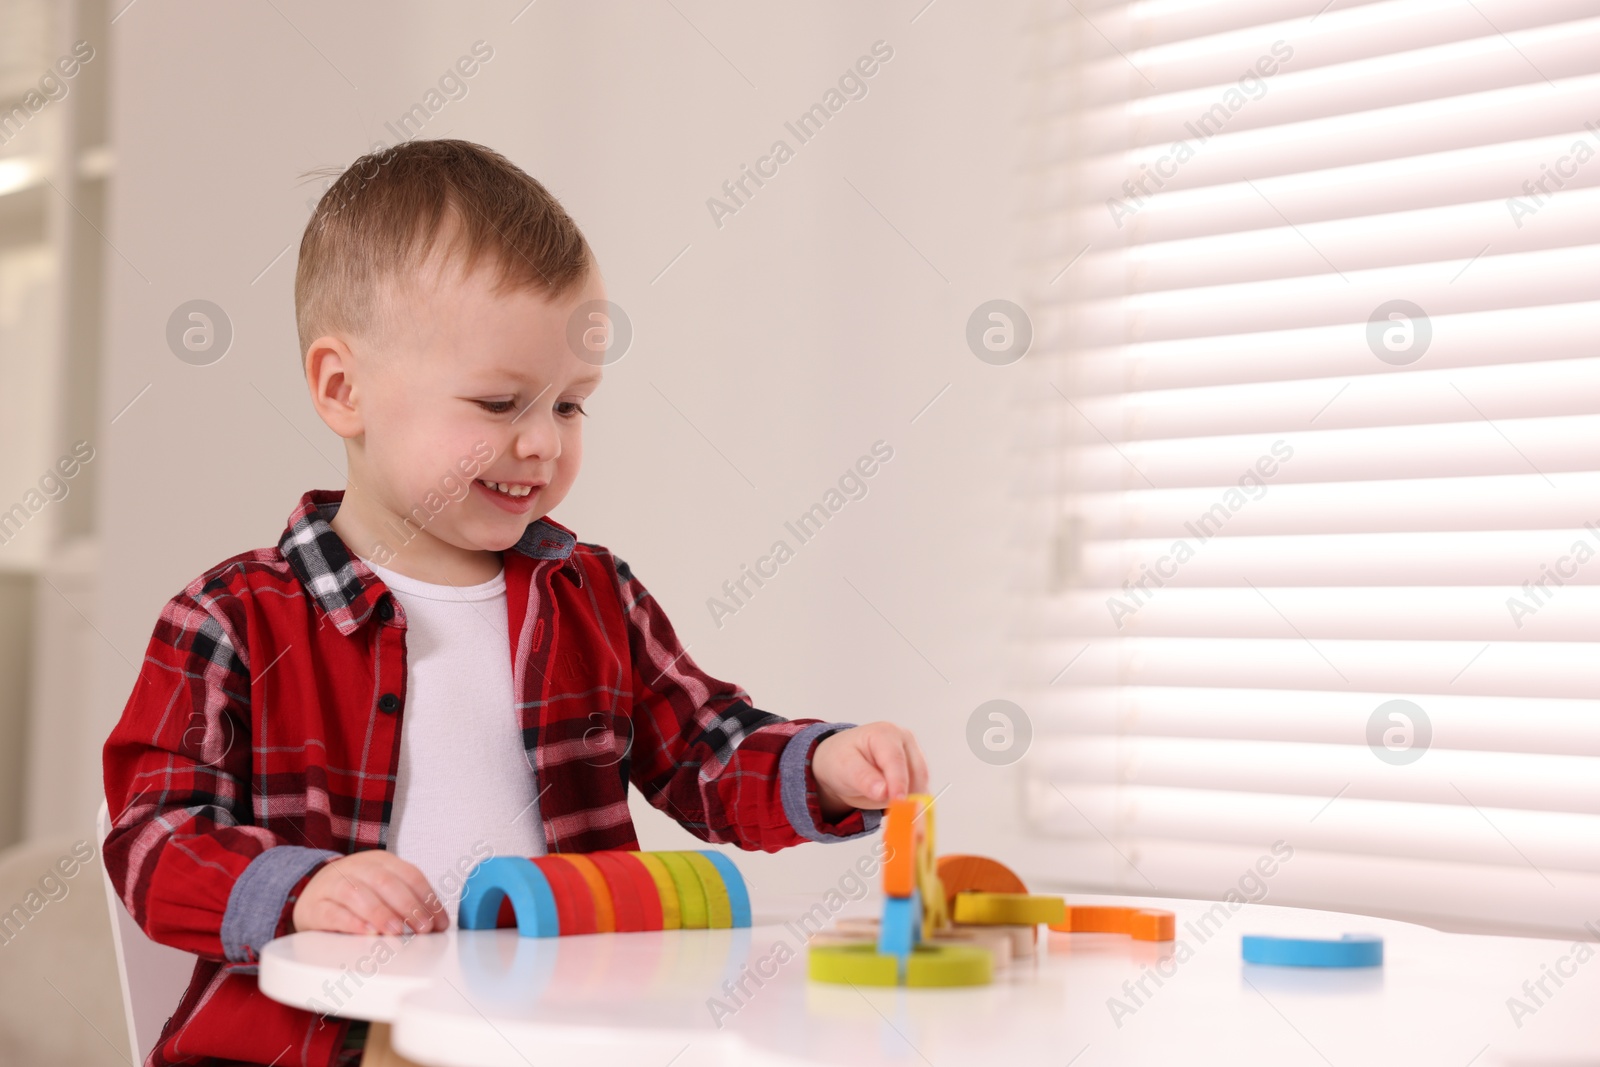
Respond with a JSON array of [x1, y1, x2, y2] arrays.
[[305, 335, 364, 439]]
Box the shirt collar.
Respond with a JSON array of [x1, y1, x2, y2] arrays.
[[279, 488, 583, 635]]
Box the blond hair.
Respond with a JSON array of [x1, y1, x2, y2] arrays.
[[294, 138, 592, 358]]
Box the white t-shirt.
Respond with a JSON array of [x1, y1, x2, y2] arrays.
[[362, 557, 547, 911]]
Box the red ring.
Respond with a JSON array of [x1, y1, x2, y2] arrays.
[[588, 852, 649, 932], [530, 855, 598, 935]]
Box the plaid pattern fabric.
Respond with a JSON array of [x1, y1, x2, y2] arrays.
[[102, 488, 875, 1067]]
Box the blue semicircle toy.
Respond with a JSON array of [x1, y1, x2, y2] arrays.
[[1242, 933, 1384, 967], [458, 857, 562, 937]]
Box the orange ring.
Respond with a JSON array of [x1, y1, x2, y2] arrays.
[[550, 854, 615, 933]]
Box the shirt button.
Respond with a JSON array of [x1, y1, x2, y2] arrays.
[[378, 693, 400, 714], [376, 599, 394, 622]]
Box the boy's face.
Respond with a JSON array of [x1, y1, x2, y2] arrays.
[[343, 254, 607, 558]]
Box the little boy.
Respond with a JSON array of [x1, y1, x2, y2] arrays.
[[102, 139, 928, 1067]]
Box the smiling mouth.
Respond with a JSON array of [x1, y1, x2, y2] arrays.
[[476, 479, 545, 498]]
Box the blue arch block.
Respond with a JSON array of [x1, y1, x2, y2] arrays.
[[1242, 933, 1384, 968], [878, 889, 921, 957], [458, 857, 561, 937], [697, 851, 753, 928]]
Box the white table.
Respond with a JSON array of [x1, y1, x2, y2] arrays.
[[260, 892, 1600, 1066]]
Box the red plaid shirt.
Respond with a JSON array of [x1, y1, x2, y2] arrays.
[[102, 489, 878, 1067]]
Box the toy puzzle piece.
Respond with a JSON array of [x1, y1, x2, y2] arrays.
[[936, 855, 1028, 912], [877, 890, 921, 968], [459, 857, 562, 936], [553, 855, 616, 932], [679, 852, 734, 929], [1048, 905, 1175, 942], [696, 851, 753, 928], [653, 851, 709, 929], [587, 852, 656, 933], [461, 848, 758, 937], [952, 892, 1066, 926], [808, 791, 995, 988], [881, 797, 922, 898], [629, 852, 682, 930], [808, 941, 992, 987], [1242, 933, 1383, 968], [531, 857, 598, 935]]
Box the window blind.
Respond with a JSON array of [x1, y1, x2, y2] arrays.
[[1025, 0, 1600, 935]]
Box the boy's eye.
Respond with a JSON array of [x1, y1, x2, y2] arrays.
[[474, 398, 588, 417]]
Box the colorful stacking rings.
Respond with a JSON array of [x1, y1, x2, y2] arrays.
[[459, 849, 753, 937]]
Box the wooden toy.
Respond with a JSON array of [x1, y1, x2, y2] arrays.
[[832, 916, 882, 938], [936, 855, 1029, 911], [460, 857, 562, 937], [587, 851, 658, 932], [697, 851, 753, 928], [630, 852, 683, 930], [653, 852, 709, 929], [808, 941, 992, 987], [952, 892, 1066, 926], [458, 850, 750, 935], [826, 916, 1016, 970], [532, 856, 599, 934], [877, 891, 921, 962], [1048, 905, 1176, 942], [930, 924, 1014, 969], [881, 797, 921, 898], [1242, 933, 1384, 967], [681, 852, 733, 929], [552, 855, 616, 933], [810, 793, 1002, 988], [974, 923, 1038, 957]]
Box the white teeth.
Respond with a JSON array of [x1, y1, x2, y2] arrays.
[[481, 480, 533, 497]]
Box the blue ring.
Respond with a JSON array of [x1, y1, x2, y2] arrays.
[[1242, 933, 1384, 967], [696, 851, 752, 928], [458, 857, 561, 938]]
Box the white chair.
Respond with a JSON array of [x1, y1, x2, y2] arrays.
[[96, 800, 198, 1067]]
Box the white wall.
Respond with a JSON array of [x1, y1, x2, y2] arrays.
[[89, 1, 1038, 895]]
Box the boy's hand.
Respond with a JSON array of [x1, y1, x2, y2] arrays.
[[812, 722, 929, 821], [291, 851, 449, 936]]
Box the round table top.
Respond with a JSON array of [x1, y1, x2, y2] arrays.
[[260, 892, 1600, 1066]]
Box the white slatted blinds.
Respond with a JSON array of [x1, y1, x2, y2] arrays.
[[1023, 0, 1600, 935]]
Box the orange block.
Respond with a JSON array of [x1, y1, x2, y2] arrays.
[[882, 798, 922, 898], [1048, 905, 1175, 942], [935, 855, 1028, 913]]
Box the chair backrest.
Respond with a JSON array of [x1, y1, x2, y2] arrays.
[[96, 800, 198, 1067]]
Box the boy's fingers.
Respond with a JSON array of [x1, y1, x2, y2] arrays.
[[906, 733, 930, 794], [374, 853, 446, 918], [316, 900, 372, 936], [334, 879, 407, 935], [366, 869, 440, 934], [866, 727, 910, 801]]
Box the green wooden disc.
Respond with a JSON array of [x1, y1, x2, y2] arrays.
[[652, 851, 709, 929], [808, 941, 992, 987]]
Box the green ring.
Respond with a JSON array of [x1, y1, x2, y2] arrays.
[[808, 941, 992, 987], [653, 851, 709, 929]]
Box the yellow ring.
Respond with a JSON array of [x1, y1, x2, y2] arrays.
[[629, 852, 681, 930], [676, 852, 733, 929]]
